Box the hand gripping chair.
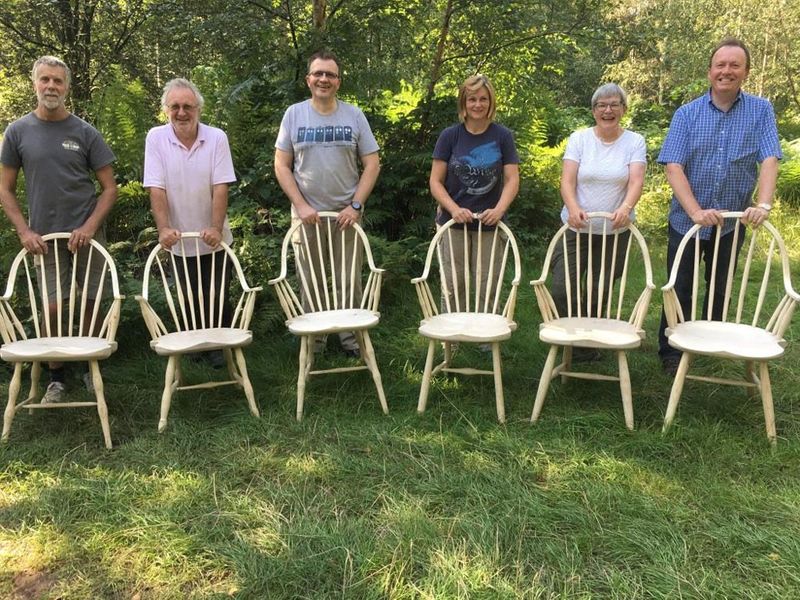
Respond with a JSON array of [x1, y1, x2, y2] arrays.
[[662, 212, 799, 444], [1, 234, 123, 448], [269, 213, 388, 420], [531, 213, 654, 429], [136, 234, 261, 431], [412, 217, 521, 423]]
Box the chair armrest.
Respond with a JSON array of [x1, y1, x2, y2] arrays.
[[531, 279, 558, 322], [413, 280, 438, 320], [135, 296, 168, 340]]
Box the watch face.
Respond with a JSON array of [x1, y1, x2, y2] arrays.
[[351, 202, 362, 211]]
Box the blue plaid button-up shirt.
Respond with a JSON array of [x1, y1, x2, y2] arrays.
[[658, 90, 782, 238]]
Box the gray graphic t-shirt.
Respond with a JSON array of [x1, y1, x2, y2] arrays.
[[0, 112, 115, 234], [432, 122, 519, 226], [275, 99, 379, 211]]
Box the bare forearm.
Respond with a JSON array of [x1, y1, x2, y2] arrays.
[[0, 190, 31, 235], [756, 157, 779, 206], [353, 155, 380, 206], [664, 163, 701, 217], [149, 189, 172, 230], [211, 184, 228, 231]]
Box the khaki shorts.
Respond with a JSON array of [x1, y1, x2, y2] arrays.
[[38, 232, 109, 302]]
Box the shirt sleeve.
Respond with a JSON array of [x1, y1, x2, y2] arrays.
[[0, 124, 22, 168], [630, 133, 647, 164], [499, 126, 520, 165], [757, 101, 782, 162], [356, 110, 379, 156], [432, 127, 453, 161], [275, 107, 294, 152], [562, 130, 582, 164], [658, 108, 689, 165], [86, 126, 116, 171], [142, 129, 165, 189], [213, 130, 236, 185]]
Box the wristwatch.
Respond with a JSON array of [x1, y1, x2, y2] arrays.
[[350, 201, 363, 211], [757, 202, 773, 212]]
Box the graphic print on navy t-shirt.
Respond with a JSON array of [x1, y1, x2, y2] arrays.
[[296, 125, 354, 144], [451, 141, 501, 196]]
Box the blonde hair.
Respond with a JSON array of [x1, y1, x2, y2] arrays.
[[457, 75, 496, 123]]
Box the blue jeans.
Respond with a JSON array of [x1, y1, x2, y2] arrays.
[[658, 224, 745, 360]]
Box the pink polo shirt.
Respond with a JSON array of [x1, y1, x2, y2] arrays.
[[143, 122, 236, 255]]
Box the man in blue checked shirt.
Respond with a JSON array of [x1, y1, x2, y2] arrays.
[[657, 37, 781, 375]]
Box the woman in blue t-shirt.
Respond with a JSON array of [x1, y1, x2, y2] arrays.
[[429, 74, 520, 315]]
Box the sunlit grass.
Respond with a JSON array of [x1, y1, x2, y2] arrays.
[[1, 205, 800, 597]]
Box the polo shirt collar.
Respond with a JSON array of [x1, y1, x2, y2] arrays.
[[166, 122, 207, 151]]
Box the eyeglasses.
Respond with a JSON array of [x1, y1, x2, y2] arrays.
[[308, 70, 340, 80], [594, 102, 623, 111], [167, 103, 198, 112]]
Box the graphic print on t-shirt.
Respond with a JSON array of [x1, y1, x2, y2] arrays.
[[296, 125, 354, 144], [451, 141, 501, 196]]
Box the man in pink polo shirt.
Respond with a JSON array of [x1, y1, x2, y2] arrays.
[[143, 78, 236, 368]]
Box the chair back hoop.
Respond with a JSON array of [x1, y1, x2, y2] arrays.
[[419, 216, 521, 316], [537, 212, 653, 320], [663, 211, 798, 332], [140, 233, 254, 333], [0, 233, 121, 343], [273, 212, 381, 313]]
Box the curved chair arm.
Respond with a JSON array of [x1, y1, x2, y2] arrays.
[[413, 279, 438, 320], [135, 295, 170, 340], [531, 278, 558, 322]]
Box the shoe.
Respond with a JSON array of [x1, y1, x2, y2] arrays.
[[342, 346, 361, 359], [661, 355, 681, 377], [82, 371, 95, 394], [41, 381, 66, 404], [572, 347, 602, 362], [313, 336, 327, 354], [477, 343, 493, 353]]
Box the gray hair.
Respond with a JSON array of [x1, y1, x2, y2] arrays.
[[591, 83, 628, 108], [32, 56, 71, 87], [161, 78, 205, 111]]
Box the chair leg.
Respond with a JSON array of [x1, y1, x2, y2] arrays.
[[158, 355, 178, 433], [296, 336, 311, 421], [561, 346, 573, 384], [417, 340, 437, 414], [27, 361, 42, 414], [224, 348, 236, 382], [89, 360, 112, 449], [759, 361, 777, 446], [531, 346, 559, 423], [175, 356, 185, 387], [617, 351, 634, 430], [234, 348, 260, 418], [492, 342, 505, 424], [359, 331, 389, 415], [443, 342, 454, 366], [745, 361, 756, 398], [663, 352, 692, 433], [2, 363, 23, 443]]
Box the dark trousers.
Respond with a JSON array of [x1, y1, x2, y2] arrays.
[[550, 229, 631, 318], [658, 224, 745, 359], [173, 250, 233, 329]]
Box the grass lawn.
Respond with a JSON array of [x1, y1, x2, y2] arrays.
[[1, 222, 800, 599]]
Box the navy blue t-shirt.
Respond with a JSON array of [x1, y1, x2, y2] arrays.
[[432, 122, 519, 226]]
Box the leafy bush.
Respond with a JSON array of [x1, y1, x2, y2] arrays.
[[777, 157, 800, 208]]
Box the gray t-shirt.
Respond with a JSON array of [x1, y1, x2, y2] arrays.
[[0, 112, 116, 234], [275, 99, 379, 211]]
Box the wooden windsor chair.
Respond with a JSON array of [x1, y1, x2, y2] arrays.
[[531, 212, 654, 429], [136, 233, 261, 431], [0, 234, 123, 448], [269, 212, 388, 420], [662, 211, 799, 444], [412, 217, 521, 423]]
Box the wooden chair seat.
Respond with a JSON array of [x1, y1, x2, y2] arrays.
[[539, 317, 643, 350], [287, 308, 379, 336], [667, 321, 786, 360], [419, 312, 514, 343], [1, 336, 116, 362], [150, 327, 253, 356]]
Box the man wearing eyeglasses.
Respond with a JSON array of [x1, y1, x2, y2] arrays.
[[0, 55, 117, 403], [143, 78, 237, 368], [657, 37, 781, 376], [274, 50, 381, 358]]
